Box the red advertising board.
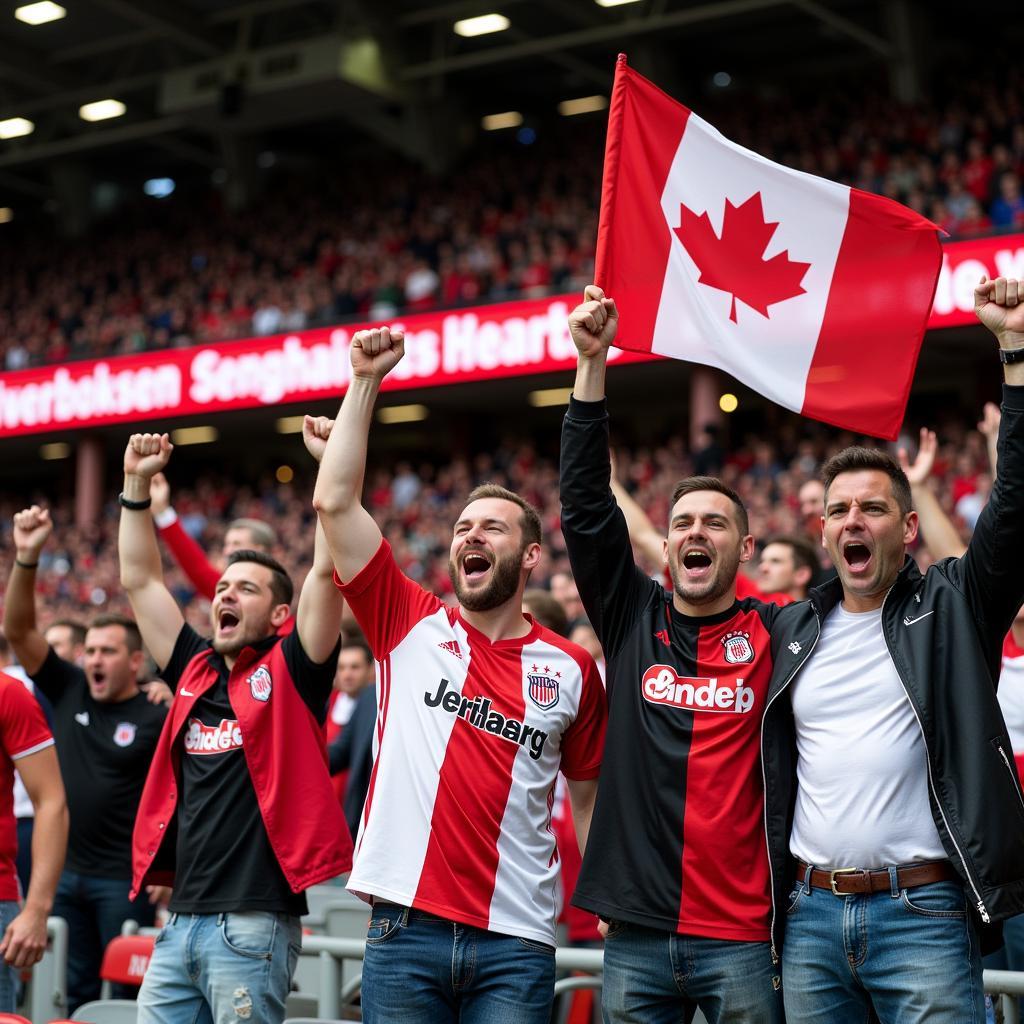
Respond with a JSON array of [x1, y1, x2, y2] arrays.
[[1, 232, 1021, 438]]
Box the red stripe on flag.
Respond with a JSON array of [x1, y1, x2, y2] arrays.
[[596, 57, 690, 353], [804, 188, 942, 440], [413, 643, 526, 923], [677, 613, 772, 940]]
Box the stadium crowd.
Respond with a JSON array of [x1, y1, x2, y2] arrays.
[[0, 70, 1023, 370]]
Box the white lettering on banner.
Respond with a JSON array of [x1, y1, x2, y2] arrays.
[[441, 302, 573, 373], [0, 363, 182, 431], [933, 246, 1024, 317]]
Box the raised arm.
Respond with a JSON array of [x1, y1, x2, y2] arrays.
[[952, 277, 1024, 647], [150, 473, 220, 601], [561, 286, 656, 660], [609, 453, 670, 573], [313, 327, 405, 584], [2, 507, 55, 674], [897, 428, 966, 560], [295, 416, 347, 664], [119, 433, 185, 670]]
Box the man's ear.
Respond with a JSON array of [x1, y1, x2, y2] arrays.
[[270, 603, 291, 628]]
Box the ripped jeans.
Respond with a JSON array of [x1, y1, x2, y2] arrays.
[[137, 911, 301, 1024]]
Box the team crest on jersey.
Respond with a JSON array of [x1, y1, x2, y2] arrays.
[[722, 631, 754, 664], [113, 722, 137, 747], [527, 673, 559, 710], [248, 665, 272, 702]]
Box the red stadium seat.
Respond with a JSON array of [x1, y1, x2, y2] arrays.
[[99, 932, 155, 988]]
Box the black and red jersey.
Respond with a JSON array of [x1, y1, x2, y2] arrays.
[[560, 397, 781, 941]]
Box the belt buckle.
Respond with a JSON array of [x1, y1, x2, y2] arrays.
[[829, 867, 861, 896]]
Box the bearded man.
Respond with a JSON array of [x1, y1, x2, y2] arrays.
[[311, 325, 607, 1024]]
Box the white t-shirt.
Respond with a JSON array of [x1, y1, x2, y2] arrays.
[[789, 604, 946, 867], [999, 634, 1024, 755], [4, 666, 35, 820]]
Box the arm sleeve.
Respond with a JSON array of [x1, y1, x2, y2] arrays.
[[0, 678, 54, 761], [560, 397, 659, 659], [159, 624, 211, 690], [281, 629, 342, 724], [950, 384, 1024, 651], [158, 518, 221, 601], [559, 658, 607, 781], [29, 648, 85, 708], [332, 539, 442, 660]]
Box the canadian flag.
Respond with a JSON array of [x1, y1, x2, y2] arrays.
[[597, 56, 943, 440]]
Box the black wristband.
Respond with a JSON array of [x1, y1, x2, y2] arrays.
[[999, 347, 1024, 364], [14, 558, 38, 570], [118, 492, 152, 510]]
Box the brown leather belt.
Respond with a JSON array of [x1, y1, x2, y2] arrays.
[[795, 859, 958, 896]]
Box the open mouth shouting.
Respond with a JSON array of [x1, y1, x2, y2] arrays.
[[460, 549, 493, 584], [217, 608, 241, 637], [842, 539, 873, 576], [680, 547, 715, 582]]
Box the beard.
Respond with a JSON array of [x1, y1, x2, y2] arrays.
[[668, 547, 742, 607], [449, 544, 524, 612]]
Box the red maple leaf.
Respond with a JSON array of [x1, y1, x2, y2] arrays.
[[673, 193, 811, 323]]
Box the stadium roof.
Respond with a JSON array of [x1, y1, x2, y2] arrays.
[[0, 0, 1017, 210]]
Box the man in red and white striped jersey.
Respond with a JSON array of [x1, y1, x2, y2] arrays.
[[313, 325, 607, 1024]]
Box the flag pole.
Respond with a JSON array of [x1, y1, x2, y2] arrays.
[[594, 54, 629, 292]]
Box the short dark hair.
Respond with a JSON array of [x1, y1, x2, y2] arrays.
[[670, 477, 749, 536], [763, 535, 820, 577], [522, 588, 570, 637], [88, 614, 142, 653], [225, 550, 294, 608], [821, 447, 912, 516], [228, 518, 277, 551], [464, 484, 542, 547], [341, 638, 373, 665], [48, 619, 87, 647]]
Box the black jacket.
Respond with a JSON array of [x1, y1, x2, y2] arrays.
[[328, 686, 376, 840], [762, 383, 1024, 959]]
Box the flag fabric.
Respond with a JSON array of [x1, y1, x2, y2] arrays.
[[596, 55, 943, 440]]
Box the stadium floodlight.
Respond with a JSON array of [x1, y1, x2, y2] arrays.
[[594, 0, 642, 6], [377, 404, 428, 424], [40, 442, 70, 460], [171, 426, 218, 446], [0, 208, 13, 224], [719, 393, 739, 413], [482, 111, 523, 131], [276, 415, 305, 434], [528, 387, 574, 407], [15, 2, 65, 25], [79, 99, 126, 123], [454, 13, 510, 37], [558, 96, 608, 117], [0, 117, 34, 140]]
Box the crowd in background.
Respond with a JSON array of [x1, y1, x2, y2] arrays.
[[0, 69, 1023, 370]]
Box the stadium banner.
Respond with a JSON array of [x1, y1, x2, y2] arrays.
[[0, 233, 1019, 438], [0, 295, 650, 438]]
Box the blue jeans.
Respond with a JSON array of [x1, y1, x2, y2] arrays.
[[136, 911, 301, 1024], [601, 919, 783, 1023], [782, 870, 984, 1023], [361, 903, 556, 1024], [0, 900, 18, 1012], [54, 868, 156, 1011]]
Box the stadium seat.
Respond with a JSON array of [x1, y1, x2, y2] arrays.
[[69, 1001, 138, 1022], [98, 933, 154, 997]]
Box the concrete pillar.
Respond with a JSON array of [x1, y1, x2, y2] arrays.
[[689, 366, 724, 450], [75, 435, 104, 530], [884, 0, 925, 104]]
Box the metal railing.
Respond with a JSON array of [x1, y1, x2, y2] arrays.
[[300, 935, 1024, 1022]]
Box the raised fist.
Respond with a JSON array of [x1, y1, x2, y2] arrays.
[[12, 506, 52, 561], [975, 277, 1024, 348], [124, 433, 174, 480], [350, 326, 405, 382], [569, 285, 619, 358], [302, 415, 334, 464]]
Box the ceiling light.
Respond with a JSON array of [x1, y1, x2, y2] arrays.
[[0, 118, 34, 140], [482, 111, 523, 131], [713, 71, 732, 88], [377, 404, 428, 424], [594, 0, 642, 6], [79, 99, 126, 123], [171, 426, 218, 446], [15, 2, 65, 25], [143, 177, 175, 199], [276, 415, 305, 434], [528, 387, 574, 407], [454, 13, 509, 37], [275, 465, 294, 484], [558, 95, 608, 117], [719, 393, 739, 413], [0, 208, 13, 224], [40, 442, 70, 460]]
